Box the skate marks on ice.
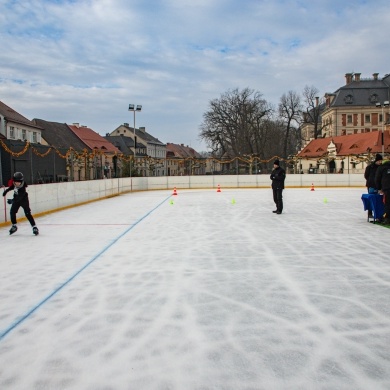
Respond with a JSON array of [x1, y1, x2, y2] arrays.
[[0, 188, 390, 389], [0, 193, 170, 340]]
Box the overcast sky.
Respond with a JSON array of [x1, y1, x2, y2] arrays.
[[1, 0, 389, 152]]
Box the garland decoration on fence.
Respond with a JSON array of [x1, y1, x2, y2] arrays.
[[0, 139, 30, 157], [0, 138, 381, 167]]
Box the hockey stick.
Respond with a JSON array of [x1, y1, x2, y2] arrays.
[[1, 186, 6, 222]]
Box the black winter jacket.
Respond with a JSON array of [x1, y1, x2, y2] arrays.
[[364, 162, 380, 189], [375, 160, 390, 192], [3, 181, 29, 204], [270, 166, 286, 190]]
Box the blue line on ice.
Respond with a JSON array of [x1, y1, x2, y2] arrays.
[[0, 196, 170, 341]]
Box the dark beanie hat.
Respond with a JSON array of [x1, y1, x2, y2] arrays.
[[375, 153, 383, 162], [274, 159, 280, 166]]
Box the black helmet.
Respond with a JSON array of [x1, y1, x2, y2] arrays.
[[13, 172, 24, 181]]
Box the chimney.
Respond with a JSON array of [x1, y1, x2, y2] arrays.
[[345, 73, 353, 85], [124, 123, 129, 127], [73, 123, 80, 128], [315, 96, 319, 107], [139, 126, 146, 133], [354, 73, 361, 82], [373, 73, 379, 80]]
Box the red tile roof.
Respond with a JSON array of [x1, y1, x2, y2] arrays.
[[68, 124, 120, 153], [297, 131, 389, 158], [166, 143, 201, 158]]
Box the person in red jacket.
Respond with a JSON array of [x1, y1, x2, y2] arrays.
[[2, 172, 39, 235]]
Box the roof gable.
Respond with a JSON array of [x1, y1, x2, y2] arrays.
[[33, 119, 87, 150], [166, 143, 202, 158], [68, 125, 120, 153], [0, 101, 42, 130], [114, 124, 165, 146]]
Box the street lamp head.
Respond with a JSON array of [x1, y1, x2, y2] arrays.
[[129, 104, 142, 111]]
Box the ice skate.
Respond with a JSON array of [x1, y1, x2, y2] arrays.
[[9, 225, 17, 235], [33, 226, 39, 236]]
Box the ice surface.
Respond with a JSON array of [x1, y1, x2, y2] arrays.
[[0, 188, 389, 390]]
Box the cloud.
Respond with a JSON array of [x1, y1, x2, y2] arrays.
[[1, 0, 389, 151]]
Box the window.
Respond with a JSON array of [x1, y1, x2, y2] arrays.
[[10, 126, 15, 138], [32, 132, 37, 143], [365, 114, 371, 123], [370, 94, 379, 103], [347, 115, 352, 124], [345, 94, 353, 104], [380, 114, 383, 122], [22, 129, 27, 141]]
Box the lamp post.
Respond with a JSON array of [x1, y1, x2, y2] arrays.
[[128, 104, 142, 176], [376, 101, 390, 156]]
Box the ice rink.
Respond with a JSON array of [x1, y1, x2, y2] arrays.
[[0, 187, 389, 390]]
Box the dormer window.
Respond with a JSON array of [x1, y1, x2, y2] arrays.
[[370, 93, 379, 103], [344, 94, 353, 104]]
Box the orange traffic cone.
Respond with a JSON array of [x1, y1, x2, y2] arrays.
[[310, 183, 315, 191], [217, 184, 221, 192], [172, 187, 178, 195]]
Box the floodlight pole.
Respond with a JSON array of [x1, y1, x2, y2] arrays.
[[128, 104, 142, 177]]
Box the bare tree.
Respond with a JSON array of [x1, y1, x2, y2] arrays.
[[302, 85, 326, 139], [199, 88, 272, 159], [278, 91, 302, 159]]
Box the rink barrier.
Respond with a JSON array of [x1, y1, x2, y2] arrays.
[[0, 174, 365, 225]]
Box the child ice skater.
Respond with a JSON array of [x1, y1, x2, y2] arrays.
[[2, 172, 39, 235]]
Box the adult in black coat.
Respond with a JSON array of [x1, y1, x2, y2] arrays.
[[364, 153, 382, 193], [270, 159, 286, 214], [2, 172, 39, 235], [375, 159, 390, 224]]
